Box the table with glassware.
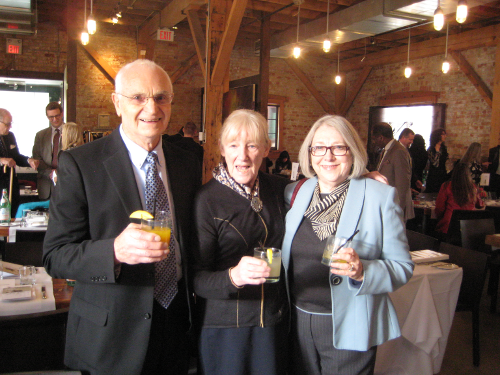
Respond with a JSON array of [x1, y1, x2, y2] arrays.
[[0, 214, 48, 242], [374, 263, 463, 375]]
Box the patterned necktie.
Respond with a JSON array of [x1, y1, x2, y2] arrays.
[[145, 152, 178, 309], [376, 149, 385, 171], [52, 129, 60, 168]]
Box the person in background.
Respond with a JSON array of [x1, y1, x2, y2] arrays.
[[61, 122, 84, 151], [487, 144, 500, 196], [192, 109, 289, 375], [282, 115, 413, 375], [167, 121, 204, 167], [460, 142, 483, 185], [43, 59, 201, 375], [425, 128, 449, 193], [372, 122, 414, 221], [275, 150, 292, 174], [0, 108, 40, 215], [435, 162, 485, 235], [398, 128, 415, 149], [32, 102, 64, 200], [409, 134, 428, 194]]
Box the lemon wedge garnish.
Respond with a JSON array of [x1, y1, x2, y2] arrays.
[[129, 210, 154, 219], [267, 248, 273, 264]]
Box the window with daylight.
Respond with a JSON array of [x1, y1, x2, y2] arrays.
[[267, 95, 285, 150]]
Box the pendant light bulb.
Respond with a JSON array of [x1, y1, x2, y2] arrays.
[[293, 46, 301, 59], [456, 0, 468, 23], [335, 74, 341, 84], [81, 31, 89, 45], [404, 66, 412, 78], [87, 15, 96, 35], [112, 16, 118, 24], [323, 39, 331, 53], [434, 7, 444, 31], [442, 60, 450, 74]]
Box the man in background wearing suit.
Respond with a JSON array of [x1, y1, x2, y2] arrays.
[[0, 109, 39, 214], [372, 122, 415, 221], [32, 101, 64, 200], [43, 60, 200, 375]]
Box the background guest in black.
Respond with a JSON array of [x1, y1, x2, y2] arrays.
[[0, 108, 39, 215], [409, 134, 428, 193], [425, 128, 449, 193], [274, 150, 292, 174]]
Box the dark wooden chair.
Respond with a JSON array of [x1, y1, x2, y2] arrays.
[[3, 241, 44, 267], [438, 242, 489, 367], [405, 229, 439, 251], [0, 308, 69, 373], [446, 209, 495, 247], [15, 230, 46, 242]]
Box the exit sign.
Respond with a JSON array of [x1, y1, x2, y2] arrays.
[[6, 38, 22, 55], [157, 29, 174, 42]]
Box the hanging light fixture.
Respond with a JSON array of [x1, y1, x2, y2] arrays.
[[404, 30, 411, 78], [434, 0, 444, 31], [442, 23, 450, 73], [456, 0, 468, 23], [87, 0, 96, 35], [335, 47, 341, 84], [81, 0, 89, 45], [323, 0, 331, 53], [293, 4, 301, 58], [112, 16, 118, 24]]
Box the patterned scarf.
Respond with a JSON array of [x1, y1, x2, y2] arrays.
[[212, 162, 261, 209], [304, 179, 350, 241]]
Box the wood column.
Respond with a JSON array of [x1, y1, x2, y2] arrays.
[[490, 39, 500, 148], [258, 12, 270, 117]]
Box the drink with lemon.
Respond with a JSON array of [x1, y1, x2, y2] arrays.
[[133, 210, 172, 246], [322, 236, 351, 266], [253, 247, 282, 283]]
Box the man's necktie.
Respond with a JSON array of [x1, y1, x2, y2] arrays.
[[52, 129, 60, 168], [145, 152, 178, 309], [376, 149, 385, 171]]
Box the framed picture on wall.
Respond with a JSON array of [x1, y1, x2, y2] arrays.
[[222, 84, 256, 121]]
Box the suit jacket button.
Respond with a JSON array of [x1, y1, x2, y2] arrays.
[[144, 313, 152, 319], [101, 276, 107, 281], [330, 275, 342, 285]]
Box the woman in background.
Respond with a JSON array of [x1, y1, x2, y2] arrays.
[[409, 134, 428, 193], [460, 142, 482, 185], [61, 122, 84, 151], [275, 150, 292, 174], [435, 162, 485, 234], [425, 128, 449, 193]]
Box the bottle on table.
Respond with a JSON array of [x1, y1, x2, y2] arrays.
[[0, 188, 11, 224]]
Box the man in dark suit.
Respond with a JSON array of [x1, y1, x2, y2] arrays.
[[488, 145, 500, 195], [0, 108, 39, 215], [43, 60, 201, 375], [32, 101, 64, 200], [372, 122, 414, 221]]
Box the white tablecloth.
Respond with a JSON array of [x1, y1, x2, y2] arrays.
[[0, 264, 56, 316], [6, 219, 47, 242], [375, 264, 463, 375]]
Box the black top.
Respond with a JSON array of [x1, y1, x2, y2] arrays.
[[426, 145, 449, 193], [192, 172, 290, 328], [409, 146, 428, 189], [290, 217, 332, 313]]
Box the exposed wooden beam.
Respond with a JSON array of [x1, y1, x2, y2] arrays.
[[449, 50, 492, 108], [285, 58, 333, 114], [212, 0, 248, 86], [339, 66, 372, 116], [159, 0, 206, 28], [186, 7, 206, 79], [341, 23, 500, 73], [490, 38, 500, 148], [79, 45, 117, 85], [258, 11, 271, 117], [170, 54, 199, 83]]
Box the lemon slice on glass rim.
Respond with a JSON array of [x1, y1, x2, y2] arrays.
[[267, 248, 273, 264], [129, 210, 154, 220]]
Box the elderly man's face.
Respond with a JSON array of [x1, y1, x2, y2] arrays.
[[0, 112, 12, 136], [112, 65, 172, 150]]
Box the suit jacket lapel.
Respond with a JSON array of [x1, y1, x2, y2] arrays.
[[336, 178, 365, 238], [102, 130, 142, 215]]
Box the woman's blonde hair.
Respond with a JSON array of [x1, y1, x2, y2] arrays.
[[298, 115, 368, 179], [219, 109, 271, 150], [61, 122, 84, 151]]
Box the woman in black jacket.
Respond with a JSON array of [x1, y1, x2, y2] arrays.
[[425, 128, 449, 193]]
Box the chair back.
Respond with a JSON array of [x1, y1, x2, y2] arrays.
[[0, 308, 69, 373], [4, 242, 44, 267], [460, 218, 496, 254], [438, 242, 489, 310], [405, 229, 439, 251], [16, 230, 46, 242], [485, 205, 500, 232], [446, 209, 494, 246]]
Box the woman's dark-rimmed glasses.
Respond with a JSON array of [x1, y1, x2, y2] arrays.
[[309, 145, 350, 156]]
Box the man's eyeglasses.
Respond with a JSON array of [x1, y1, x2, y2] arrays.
[[309, 145, 350, 156], [47, 114, 62, 120], [116, 93, 174, 106], [0, 121, 12, 127]]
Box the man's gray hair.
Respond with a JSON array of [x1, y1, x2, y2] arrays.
[[115, 59, 172, 93]]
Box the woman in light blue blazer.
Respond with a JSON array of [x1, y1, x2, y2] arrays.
[[282, 115, 414, 375]]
